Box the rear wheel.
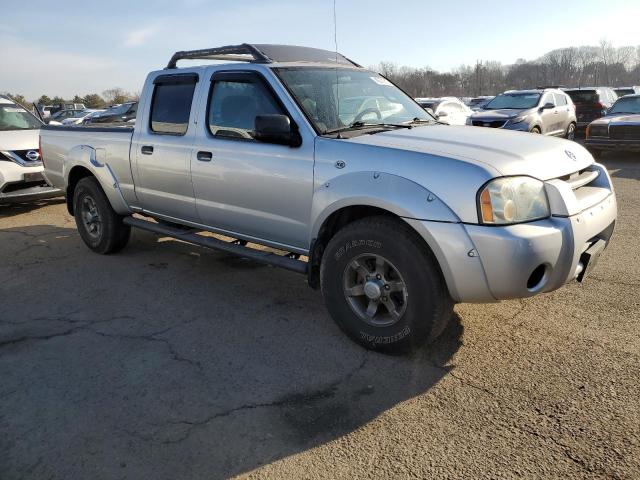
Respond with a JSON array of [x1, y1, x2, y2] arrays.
[[73, 177, 131, 254], [320, 216, 454, 354]]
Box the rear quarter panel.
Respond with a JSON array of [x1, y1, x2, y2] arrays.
[[41, 127, 136, 213]]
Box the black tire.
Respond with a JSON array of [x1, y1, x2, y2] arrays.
[[588, 147, 602, 159], [530, 126, 542, 134], [320, 216, 454, 354], [73, 177, 131, 254], [565, 122, 576, 141]]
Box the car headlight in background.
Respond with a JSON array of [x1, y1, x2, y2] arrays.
[[509, 115, 527, 124], [478, 176, 550, 224]]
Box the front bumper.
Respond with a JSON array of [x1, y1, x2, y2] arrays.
[[586, 138, 640, 151], [405, 163, 617, 303], [0, 162, 62, 203]]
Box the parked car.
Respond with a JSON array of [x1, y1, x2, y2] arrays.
[[61, 110, 105, 126], [41, 43, 616, 354], [564, 87, 618, 133], [466, 96, 495, 111], [38, 105, 54, 119], [47, 108, 86, 125], [85, 102, 137, 125], [585, 94, 640, 154], [613, 86, 640, 98], [415, 97, 472, 125], [468, 88, 577, 139], [0, 96, 61, 202]]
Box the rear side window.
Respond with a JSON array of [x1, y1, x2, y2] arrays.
[[150, 75, 198, 135], [208, 76, 284, 140]]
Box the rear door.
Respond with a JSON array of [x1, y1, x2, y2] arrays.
[[553, 92, 570, 135], [190, 69, 315, 250], [131, 72, 200, 221]]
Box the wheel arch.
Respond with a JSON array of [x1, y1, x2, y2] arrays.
[[66, 165, 94, 215], [307, 173, 459, 290], [64, 145, 131, 216]]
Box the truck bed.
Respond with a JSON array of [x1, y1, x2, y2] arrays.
[[41, 124, 136, 207]]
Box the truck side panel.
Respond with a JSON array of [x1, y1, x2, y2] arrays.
[[41, 127, 136, 214]]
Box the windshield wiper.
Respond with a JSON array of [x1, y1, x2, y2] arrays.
[[324, 121, 413, 136]]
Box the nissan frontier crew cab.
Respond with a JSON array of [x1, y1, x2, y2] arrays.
[[41, 44, 617, 354]]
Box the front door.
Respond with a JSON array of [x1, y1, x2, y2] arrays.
[[132, 72, 200, 221], [191, 70, 315, 250]]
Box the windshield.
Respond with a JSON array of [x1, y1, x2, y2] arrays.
[[0, 101, 42, 131], [614, 89, 634, 97], [609, 96, 640, 114], [484, 93, 540, 110], [275, 68, 433, 133]]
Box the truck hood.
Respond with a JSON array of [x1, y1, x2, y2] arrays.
[[470, 108, 525, 120], [591, 114, 640, 126], [0, 129, 40, 150], [347, 125, 592, 180]]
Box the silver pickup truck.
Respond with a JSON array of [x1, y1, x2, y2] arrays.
[[41, 44, 617, 354]]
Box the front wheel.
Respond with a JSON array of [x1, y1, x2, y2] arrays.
[[320, 216, 453, 354], [73, 177, 131, 254], [565, 122, 576, 141], [530, 126, 542, 134]]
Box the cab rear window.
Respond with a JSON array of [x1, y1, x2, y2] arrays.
[[150, 74, 198, 135]]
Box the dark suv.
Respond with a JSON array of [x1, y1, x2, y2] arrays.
[[564, 87, 618, 133]]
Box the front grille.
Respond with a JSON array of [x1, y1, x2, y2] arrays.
[[12, 149, 41, 163], [472, 120, 506, 128], [588, 125, 608, 138], [2, 180, 47, 194], [609, 125, 640, 140]]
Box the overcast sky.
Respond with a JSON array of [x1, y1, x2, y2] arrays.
[[1, 0, 639, 99]]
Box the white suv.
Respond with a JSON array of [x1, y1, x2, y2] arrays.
[[0, 96, 61, 203]]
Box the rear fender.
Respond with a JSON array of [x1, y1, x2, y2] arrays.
[[65, 145, 131, 215]]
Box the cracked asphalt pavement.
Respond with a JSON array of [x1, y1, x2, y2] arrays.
[[1, 154, 639, 479]]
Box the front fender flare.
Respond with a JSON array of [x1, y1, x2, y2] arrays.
[[310, 171, 459, 240]]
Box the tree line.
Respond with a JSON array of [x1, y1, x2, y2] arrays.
[[375, 42, 640, 98], [3, 88, 139, 109]]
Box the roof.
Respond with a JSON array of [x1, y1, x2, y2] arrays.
[[166, 43, 360, 69]]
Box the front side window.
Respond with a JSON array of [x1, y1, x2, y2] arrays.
[[275, 68, 432, 133], [542, 94, 556, 107], [554, 93, 567, 106], [208, 77, 284, 140], [150, 82, 196, 135], [0, 101, 42, 130], [484, 93, 541, 110]]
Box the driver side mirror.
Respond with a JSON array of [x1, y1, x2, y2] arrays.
[[254, 114, 301, 147], [541, 102, 555, 110]]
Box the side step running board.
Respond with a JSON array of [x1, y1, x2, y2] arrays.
[[123, 216, 308, 274]]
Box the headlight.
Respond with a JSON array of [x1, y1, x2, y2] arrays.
[[510, 115, 527, 124], [478, 176, 550, 224]]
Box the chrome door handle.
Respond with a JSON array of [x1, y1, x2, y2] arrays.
[[197, 151, 213, 162], [141, 145, 154, 155]]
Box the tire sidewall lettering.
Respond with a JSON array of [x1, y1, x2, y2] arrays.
[[334, 239, 382, 261]]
